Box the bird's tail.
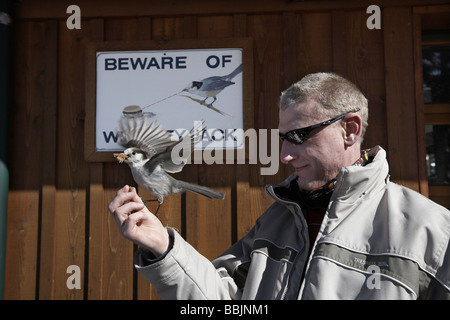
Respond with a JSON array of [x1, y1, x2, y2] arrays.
[[225, 64, 243, 81], [177, 181, 225, 200]]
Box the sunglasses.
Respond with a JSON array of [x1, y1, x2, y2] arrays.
[[279, 108, 360, 145]]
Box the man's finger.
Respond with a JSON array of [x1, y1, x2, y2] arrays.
[[123, 210, 146, 229], [128, 186, 144, 204], [115, 201, 145, 219], [108, 185, 137, 214]]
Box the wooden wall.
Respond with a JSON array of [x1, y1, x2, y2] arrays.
[[4, 0, 448, 299]]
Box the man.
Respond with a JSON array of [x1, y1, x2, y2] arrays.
[[108, 72, 450, 299]]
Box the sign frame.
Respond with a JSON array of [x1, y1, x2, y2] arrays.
[[84, 38, 254, 162]]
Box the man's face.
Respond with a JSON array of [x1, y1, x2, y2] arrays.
[[278, 100, 347, 191]]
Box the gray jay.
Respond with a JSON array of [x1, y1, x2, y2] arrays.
[[114, 115, 224, 215], [183, 64, 243, 107]]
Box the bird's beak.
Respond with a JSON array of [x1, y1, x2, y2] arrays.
[[113, 153, 128, 163]]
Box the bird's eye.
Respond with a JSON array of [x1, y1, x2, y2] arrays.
[[132, 152, 136, 155]]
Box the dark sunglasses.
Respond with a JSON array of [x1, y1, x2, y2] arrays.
[[279, 108, 360, 145]]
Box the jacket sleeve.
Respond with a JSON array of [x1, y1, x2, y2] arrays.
[[134, 227, 249, 300]]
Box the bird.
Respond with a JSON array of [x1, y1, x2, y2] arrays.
[[182, 64, 243, 107], [113, 115, 225, 215]]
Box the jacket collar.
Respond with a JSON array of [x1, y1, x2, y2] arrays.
[[265, 172, 299, 205], [331, 146, 388, 203]]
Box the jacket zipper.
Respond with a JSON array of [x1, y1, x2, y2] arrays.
[[279, 201, 309, 300], [265, 184, 310, 300]]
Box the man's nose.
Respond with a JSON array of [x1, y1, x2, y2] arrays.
[[280, 141, 297, 164]]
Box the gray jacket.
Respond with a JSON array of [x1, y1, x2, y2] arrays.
[[135, 146, 450, 299]]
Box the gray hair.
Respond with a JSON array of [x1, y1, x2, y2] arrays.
[[279, 72, 369, 143]]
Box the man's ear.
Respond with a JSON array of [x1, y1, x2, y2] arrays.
[[343, 113, 362, 147]]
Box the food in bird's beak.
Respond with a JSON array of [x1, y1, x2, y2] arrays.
[[113, 153, 128, 163]]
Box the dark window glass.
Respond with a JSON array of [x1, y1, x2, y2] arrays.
[[422, 45, 450, 103], [426, 125, 450, 184]]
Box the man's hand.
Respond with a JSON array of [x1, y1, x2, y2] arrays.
[[107, 185, 170, 256]]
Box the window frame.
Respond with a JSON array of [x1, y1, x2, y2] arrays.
[[414, 7, 450, 208]]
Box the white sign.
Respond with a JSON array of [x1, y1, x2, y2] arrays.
[[95, 48, 244, 152]]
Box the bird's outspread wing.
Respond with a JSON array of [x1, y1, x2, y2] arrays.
[[116, 115, 177, 159], [152, 120, 205, 173]]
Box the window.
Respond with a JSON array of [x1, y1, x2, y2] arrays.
[[422, 43, 450, 104], [421, 25, 450, 208]]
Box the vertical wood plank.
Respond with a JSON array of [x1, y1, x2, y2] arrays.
[[198, 15, 233, 39], [5, 20, 52, 299], [87, 162, 105, 299], [248, 14, 283, 132], [152, 17, 185, 40], [384, 7, 421, 191], [87, 18, 106, 300], [52, 190, 86, 299], [297, 12, 333, 76], [233, 13, 247, 38], [99, 164, 134, 301], [102, 162, 134, 300], [36, 19, 58, 299], [138, 17, 152, 40], [105, 18, 140, 41], [183, 16, 198, 39], [282, 12, 298, 89], [332, 10, 348, 76], [5, 191, 39, 299], [192, 165, 233, 260]]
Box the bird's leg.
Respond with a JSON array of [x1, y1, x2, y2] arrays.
[[151, 199, 163, 217], [201, 97, 209, 104], [140, 198, 161, 216], [140, 197, 163, 217], [141, 198, 158, 204], [207, 97, 217, 108], [200, 96, 217, 107]]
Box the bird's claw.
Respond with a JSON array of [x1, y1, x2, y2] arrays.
[[140, 198, 161, 216]]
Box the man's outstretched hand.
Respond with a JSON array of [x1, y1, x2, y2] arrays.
[[108, 185, 170, 257]]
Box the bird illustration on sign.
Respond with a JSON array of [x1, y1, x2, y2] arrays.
[[180, 63, 243, 115], [121, 64, 243, 117]]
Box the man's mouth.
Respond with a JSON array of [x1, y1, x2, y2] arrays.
[[294, 165, 308, 172]]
